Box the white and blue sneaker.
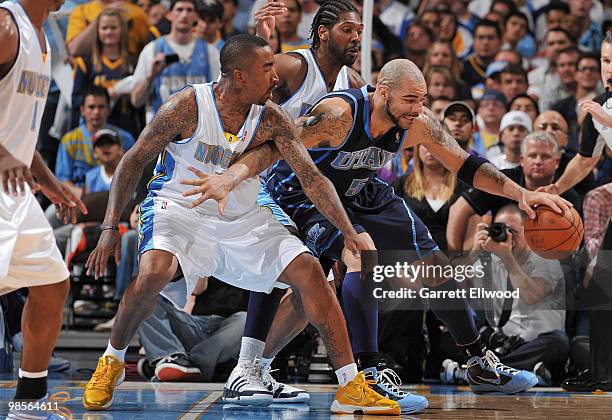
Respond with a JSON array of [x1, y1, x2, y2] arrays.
[[8, 392, 72, 419], [363, 366, 428, 414], [223, 359, 273, 406], [261, 365, 310, 403], [466, 350, 538, 394]]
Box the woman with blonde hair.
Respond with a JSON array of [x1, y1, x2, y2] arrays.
[[72, 8, 142, 137], [423, 40, 463, 82], [393, 144, 465, 250]]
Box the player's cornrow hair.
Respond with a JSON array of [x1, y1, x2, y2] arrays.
[[309, 0, 358, 52]]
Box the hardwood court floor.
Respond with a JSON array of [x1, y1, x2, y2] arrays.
[[1, 380, 611, 419]]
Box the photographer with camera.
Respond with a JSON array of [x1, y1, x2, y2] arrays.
[[130, 0, 220, 120], [442, 204, 569, 386]]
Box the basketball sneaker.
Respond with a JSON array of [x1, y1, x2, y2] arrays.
[[82, 355, 125, 410], [8, 392, 73, 419], [363, 366, 428, 413], [330, 371, 400, 415], [440, 359, 469, 384], [154, 353, 201, 382], [222, 359, 273, 406], [261, 365, 310, 403], [466, 350, 538, 394]]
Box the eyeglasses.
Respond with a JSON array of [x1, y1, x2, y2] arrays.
[[578, 66, 599, 73], [537, 123, 562, 131]]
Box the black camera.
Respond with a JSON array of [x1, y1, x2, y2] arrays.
[[488, 222, 511, 242], [488, 329, 525, 357]]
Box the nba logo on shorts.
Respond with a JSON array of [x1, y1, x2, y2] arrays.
[[161, 201, 168, 210]]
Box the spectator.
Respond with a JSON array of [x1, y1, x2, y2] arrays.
[[429, 96, 453, 119], [403, 21, 434, 70], [437, 7, 473, 59], [72, 8, 142, 137], [568, 0, 602, 53], [450, 0, 480, 33], [462, 19, 503, 99], [378, 0, 414, 39], [420, 9, 440, 35], [130, 0, 220, 118], [528, 28, 574, 107], [582, 183, 612, 259], [221, 0, 243, 40], [487, 110, 532, 169], [423, 41, 463, 82], [425, 66, 459, 101], [196, 0, 225, 49], [66, 0, 151, 56], [56, 86, 135, 199], [494, 49, 522, 66], [533, 111, 597, 195], [442, 101, 481, 155], [447, 131, 582, 250], [148, 1, 168, 26], [84, 129, 124, 194], [489, 0, 516, 18], [443, 204, 568, 386], [499, 63, 528, 103], [552, 53, 602, 149], [474, 88, 506, 150], [137, 278, 247, 382], [540, 46, 580, 112], [137, 0, 153, 15], [297, 0, 319, 40], [393, 143, 461, 251], [277, 0, 310, 52], [509, 94, 539, 123], [502, 11, 535, 58], [484, 61, 506, 91]]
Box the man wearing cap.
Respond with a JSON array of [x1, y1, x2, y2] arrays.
[[55, 86, 135, 202], [474, 89, 507, 151], [442, 101, 481, 155], [484, 61, 508, 92], [486, 110, 532, 170], [85, 129, 125, 195]]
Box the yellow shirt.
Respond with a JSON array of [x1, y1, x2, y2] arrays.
[[66, 1, 150, 55], [280, 38, 311, 53]]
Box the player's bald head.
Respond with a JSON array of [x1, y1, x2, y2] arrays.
[[377, 59, 426, 91]]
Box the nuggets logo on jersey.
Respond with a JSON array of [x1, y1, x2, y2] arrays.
[[16, 70, 50, 98], [193, 141, 241, 170]]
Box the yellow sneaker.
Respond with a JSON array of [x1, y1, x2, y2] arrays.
[[83, 355, 125, 410], [331, 371, 400, 415]]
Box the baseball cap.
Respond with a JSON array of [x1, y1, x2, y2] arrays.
[[480, 89, 507, 107], [499, 110, 532, 133], [442, 101, 475, 123], [93, 128, 122, 147], [486, 61, 508, 78]]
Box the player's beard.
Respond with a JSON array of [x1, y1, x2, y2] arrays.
[[384, 97, 402, 127], [328, 38, 357, 67]]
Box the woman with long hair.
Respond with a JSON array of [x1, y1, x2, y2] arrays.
[[425, 66, 459, 101], [72, 8, 142, 137], [423, 42, 472, 101]]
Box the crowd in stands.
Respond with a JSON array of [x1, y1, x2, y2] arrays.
[[1, 0, 611, 390]]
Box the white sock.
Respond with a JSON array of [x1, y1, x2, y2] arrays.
[[238, 337, 265, 365], [19, 369, 48, 379], [260, 356, 274, 372], [335, 363, 358, 387], [104, 340, 128, 362]]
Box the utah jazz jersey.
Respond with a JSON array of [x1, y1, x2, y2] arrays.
[[269, 85, 406, 205], [0, 1, 51, 166], [148, 82, 264, 217], [281, 48, 350, 119]]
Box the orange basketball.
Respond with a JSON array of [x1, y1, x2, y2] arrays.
[[524, 206, 583, 260]]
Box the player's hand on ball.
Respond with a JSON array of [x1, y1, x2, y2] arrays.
[[518, 189, 571, 219], [181, 166, 232, 215], [39, 175, 88, 224], [0, 153, 37, 195], [86, 229, 121, 279]]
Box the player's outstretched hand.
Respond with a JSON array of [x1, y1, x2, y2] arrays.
[[518, 189, 572, 219], [254, 0, 287, 41], [0, 153, 37, 195], [343, 232, 372, 259], [535, 184, 559, 195], [38, 174, 88, 224], [181, 166, 232, 214], [86, 229, 121, 280]]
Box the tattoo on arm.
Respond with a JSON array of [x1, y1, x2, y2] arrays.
[[477, 162, 508, 188], [105, 87, 198, 224], [259, 101, 354, 235], [227, 141, 281, 185]]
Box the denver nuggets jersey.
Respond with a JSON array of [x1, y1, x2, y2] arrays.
[[269, 86, 406, 204], [148, 83, 264, 217], [281, 49, 350, 118], [0, 1, 51, 166]]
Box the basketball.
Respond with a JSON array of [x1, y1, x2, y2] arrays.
[[524, 206, 583, 260]]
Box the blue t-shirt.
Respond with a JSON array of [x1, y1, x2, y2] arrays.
[[85, 166, 112, 193]]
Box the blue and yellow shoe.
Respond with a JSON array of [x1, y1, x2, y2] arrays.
[[467, 350, 538, 394], [362, 366, 428, 414]]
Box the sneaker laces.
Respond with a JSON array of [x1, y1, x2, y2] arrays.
[[90, 356, 118, 387], [483, 350, 519, 377], [48, 391, 73, 419], [378, 368, 409, 396], [261, 365, 280, 390], [244, 359, 265, 385]]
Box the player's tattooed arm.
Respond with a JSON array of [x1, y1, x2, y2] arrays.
[[104, 87, 198, 225], [258, 100, 358, 238]]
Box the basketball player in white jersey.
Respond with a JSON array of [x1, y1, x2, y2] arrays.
[[82, 35, 400, 415], [0, 0, 87, 419]]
